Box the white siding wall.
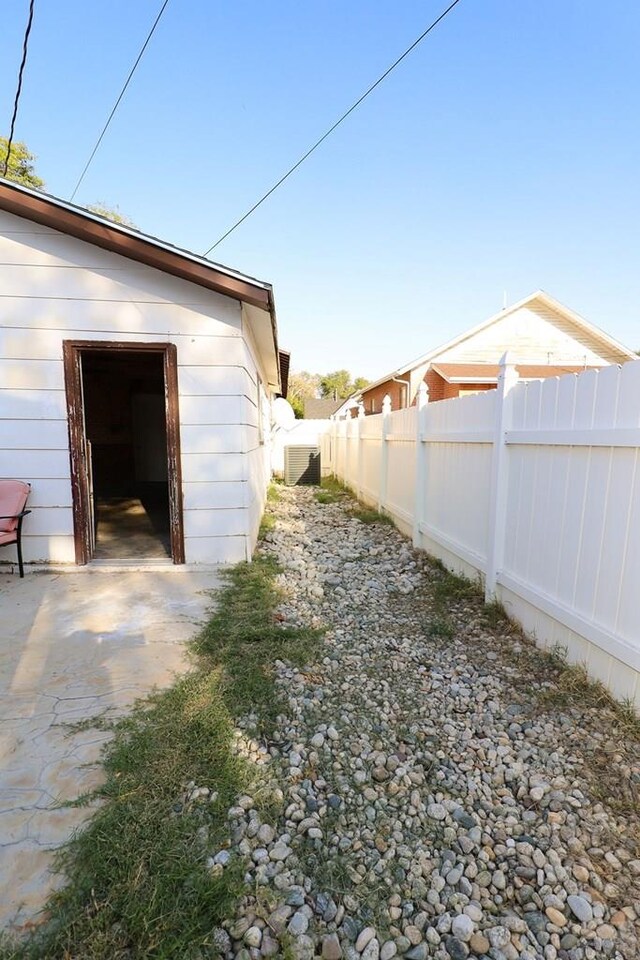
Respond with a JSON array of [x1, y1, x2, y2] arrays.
[[241, 308, 273, 556], [0, 209, 271, 565]]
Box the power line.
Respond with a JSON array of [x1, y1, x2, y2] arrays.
[[2, 0, 36, 179], [203, 0, 463, 256], [69, 0, 171, 201]]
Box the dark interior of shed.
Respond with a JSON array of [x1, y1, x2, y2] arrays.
[[81, 350, 171, 559]]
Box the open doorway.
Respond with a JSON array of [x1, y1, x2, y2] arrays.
[[63, 342, 184, 564]]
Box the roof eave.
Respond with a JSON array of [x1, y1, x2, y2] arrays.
[[0, 178, 273, 311], [532, 290, 637, 361], [448, 377, 497, 384]]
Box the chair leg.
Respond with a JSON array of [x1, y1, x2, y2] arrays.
[[16, 519, 25, 578]]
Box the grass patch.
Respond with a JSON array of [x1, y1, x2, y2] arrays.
[[314, 476, 392, 527], [349, 507, 393, 525], [537, 655, 640, 737], [259, 483, 282, 538], [266, 482, 282, 503], [3, 548, 322, 958], [313, 476, 355, 504], [533, 655, 640, 818], [431, 566, 479, 606], [427, 614, 455, 641], [314, 490, 340, 504], [258, 511, 276, 539], [193, 557, 322, 735], [481, 598, 517, 631]]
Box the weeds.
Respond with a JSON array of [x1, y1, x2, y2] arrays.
[[259, 483, 282, 538], [534, 656, 640, 817], [349, 507, 393, 525], [313, 476, 354, 504], [314, 476, 391, 526], [431, 567, 478, 606], [266, 482, 282, 503], [481, 599, 515, 631], [427, 614, 455, 641], [193, 557, 322, 736], [314, 490, 340, 504], [538, 656, 640, 736], [258, 511, 276, 539]]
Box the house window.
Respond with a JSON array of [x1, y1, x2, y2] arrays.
[[371, 398, 376, 413]]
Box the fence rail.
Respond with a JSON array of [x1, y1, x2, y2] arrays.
[[322, 357, 640, 704]]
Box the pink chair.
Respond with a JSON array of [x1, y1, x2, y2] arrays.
[[0, 480, 31, 578]]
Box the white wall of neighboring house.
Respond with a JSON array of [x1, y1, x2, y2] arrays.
[[436, 303, 619, 365], [0, 208, 275, 565], [323, 360, 640, 706]]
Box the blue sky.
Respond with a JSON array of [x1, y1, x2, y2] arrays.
[[1, 0, 638, 379]]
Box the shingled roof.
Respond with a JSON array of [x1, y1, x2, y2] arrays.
[[303, 398, 343, 419]]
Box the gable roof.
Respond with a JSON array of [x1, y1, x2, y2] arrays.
[[0, 178, 281, 386], [362, 291, 636, 395]]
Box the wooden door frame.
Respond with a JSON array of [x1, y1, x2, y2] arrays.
[[62, 340, 185, 565]]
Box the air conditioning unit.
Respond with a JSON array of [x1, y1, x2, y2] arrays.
[[284, 445, 321, 486]]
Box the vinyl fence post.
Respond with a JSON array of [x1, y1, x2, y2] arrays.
[[413, 381, 429, 549], [357, 402, 365, 499], [379, 394, 392, 513], [485, 352, 519, 602]]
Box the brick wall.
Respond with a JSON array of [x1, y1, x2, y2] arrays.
[[425, 370, 495, 401], [361, 376, 410, 414], [361, 369, 497, 413]]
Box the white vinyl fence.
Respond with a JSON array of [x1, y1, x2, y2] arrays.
[[322, 357, 640, 705]]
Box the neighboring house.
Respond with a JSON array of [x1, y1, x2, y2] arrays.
[[361, 291, 636, 413], [0, 180, 284, 566], [331, 395, 362, 420], [302, 396, 361, 420]]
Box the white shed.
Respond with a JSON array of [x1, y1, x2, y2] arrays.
[[0, 180, 283, 567]]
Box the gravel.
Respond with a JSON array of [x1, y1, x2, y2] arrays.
[[200, 487, 640, 959]]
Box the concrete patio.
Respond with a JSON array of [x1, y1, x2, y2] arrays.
[[0, 566, 219, 932]]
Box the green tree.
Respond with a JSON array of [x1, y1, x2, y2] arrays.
[[289, 395, 305, 419], [0, 136, 45, 189], [320, 370, 369, 401], [319, 370, 352, 401], [86, 201, 137, 229]]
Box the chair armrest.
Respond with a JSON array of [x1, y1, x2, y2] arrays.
[[0, 510, 31, 520]]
